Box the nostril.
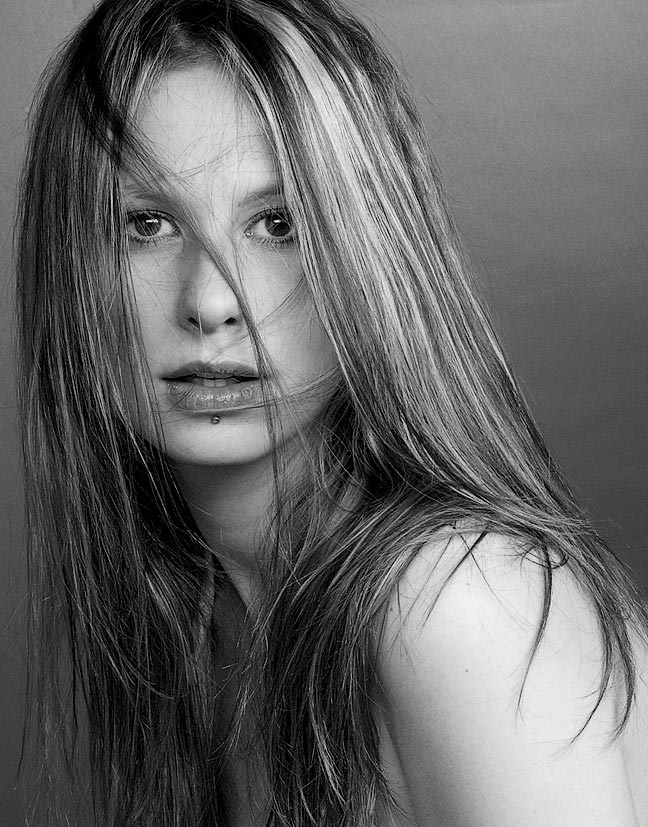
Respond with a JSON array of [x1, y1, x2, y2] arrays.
[[181, 310, 241, 331]]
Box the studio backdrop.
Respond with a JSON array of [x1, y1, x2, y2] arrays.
[[1, 0, 646, 822]]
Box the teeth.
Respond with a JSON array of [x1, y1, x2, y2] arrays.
[[188, 376, 243, 387]]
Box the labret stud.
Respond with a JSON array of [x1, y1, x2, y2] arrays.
[[211, 415, 221, 425]]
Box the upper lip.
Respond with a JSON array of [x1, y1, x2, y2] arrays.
[[163, 359, 260, 381]]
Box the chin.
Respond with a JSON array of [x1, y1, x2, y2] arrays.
[[156, 410, 276, 468]]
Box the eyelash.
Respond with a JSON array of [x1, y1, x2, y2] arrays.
[[125, 210, 179, 246], [125, 207, 295, 248], [245, 208, 295, 248]]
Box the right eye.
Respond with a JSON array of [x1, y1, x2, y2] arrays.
[[125, 210, 180, 245]]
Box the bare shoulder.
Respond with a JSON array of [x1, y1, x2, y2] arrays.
[[375, 529, 645, 827], [381, 531, 605, 673]]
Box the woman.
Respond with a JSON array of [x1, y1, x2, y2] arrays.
[[16, 0, 648, 824]]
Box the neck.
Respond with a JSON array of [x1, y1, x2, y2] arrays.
[[173, 457, 276, 608]]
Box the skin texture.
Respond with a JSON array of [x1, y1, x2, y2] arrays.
[[124, 65, 339, 470], [376, 532, 646, 826], [123, 65, 648, 826], [123, 66, 339, 596]]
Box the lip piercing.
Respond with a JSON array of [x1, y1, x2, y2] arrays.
[[211, 415, 221, 425]]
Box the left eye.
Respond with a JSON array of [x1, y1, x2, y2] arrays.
[[245, 209, 295, 246], [126, 211, 179, 243]]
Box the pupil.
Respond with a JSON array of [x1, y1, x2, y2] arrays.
[[265, 213, 291, 238], [134, 214, 160, 236]]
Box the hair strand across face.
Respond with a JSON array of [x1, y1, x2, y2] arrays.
[[15, 1, 648, 825]]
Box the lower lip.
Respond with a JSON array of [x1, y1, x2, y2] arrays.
[[165, 379, 267, 412]]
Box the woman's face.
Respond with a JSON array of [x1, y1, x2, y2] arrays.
[[122, 66, 339, 467]]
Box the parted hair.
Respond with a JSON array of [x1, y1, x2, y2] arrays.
[[16, 0, 648, 825]]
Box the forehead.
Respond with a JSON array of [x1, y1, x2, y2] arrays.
[[130, 65, 275, 185]]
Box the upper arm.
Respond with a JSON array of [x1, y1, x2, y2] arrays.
[[376, 532, 638, 827]]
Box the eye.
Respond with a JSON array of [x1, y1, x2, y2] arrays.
[[126, 210, 179, 245], [245, 208, 295, 247]]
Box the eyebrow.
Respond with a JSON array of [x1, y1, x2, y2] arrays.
[[238, 184, 285, 207], [119, 179, 285, 209]]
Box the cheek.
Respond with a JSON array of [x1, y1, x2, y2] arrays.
[[120, 357, 157, 445], [130, 271, 175, 332], [306, 323, 339, 376], [118, 280, 173, 432], [286, 324, 340, 418], [273, 302, 338, 375]]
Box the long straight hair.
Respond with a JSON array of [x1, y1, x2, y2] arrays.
[[16, 0, 648, 825]]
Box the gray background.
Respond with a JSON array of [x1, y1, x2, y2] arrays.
[[1, 0, 646, 822]]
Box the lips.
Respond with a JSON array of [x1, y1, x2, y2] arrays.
[[176, 375, 248, 388], [164, 359, 260, 383], [163, 359, 265, 412]]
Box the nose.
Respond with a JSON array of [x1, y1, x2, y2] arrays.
[[177, 248, 243, 335]]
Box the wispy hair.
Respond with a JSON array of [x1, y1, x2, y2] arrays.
[[16, 0, 648, 825]]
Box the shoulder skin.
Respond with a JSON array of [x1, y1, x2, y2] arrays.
[[375, 531, 640, 827]]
